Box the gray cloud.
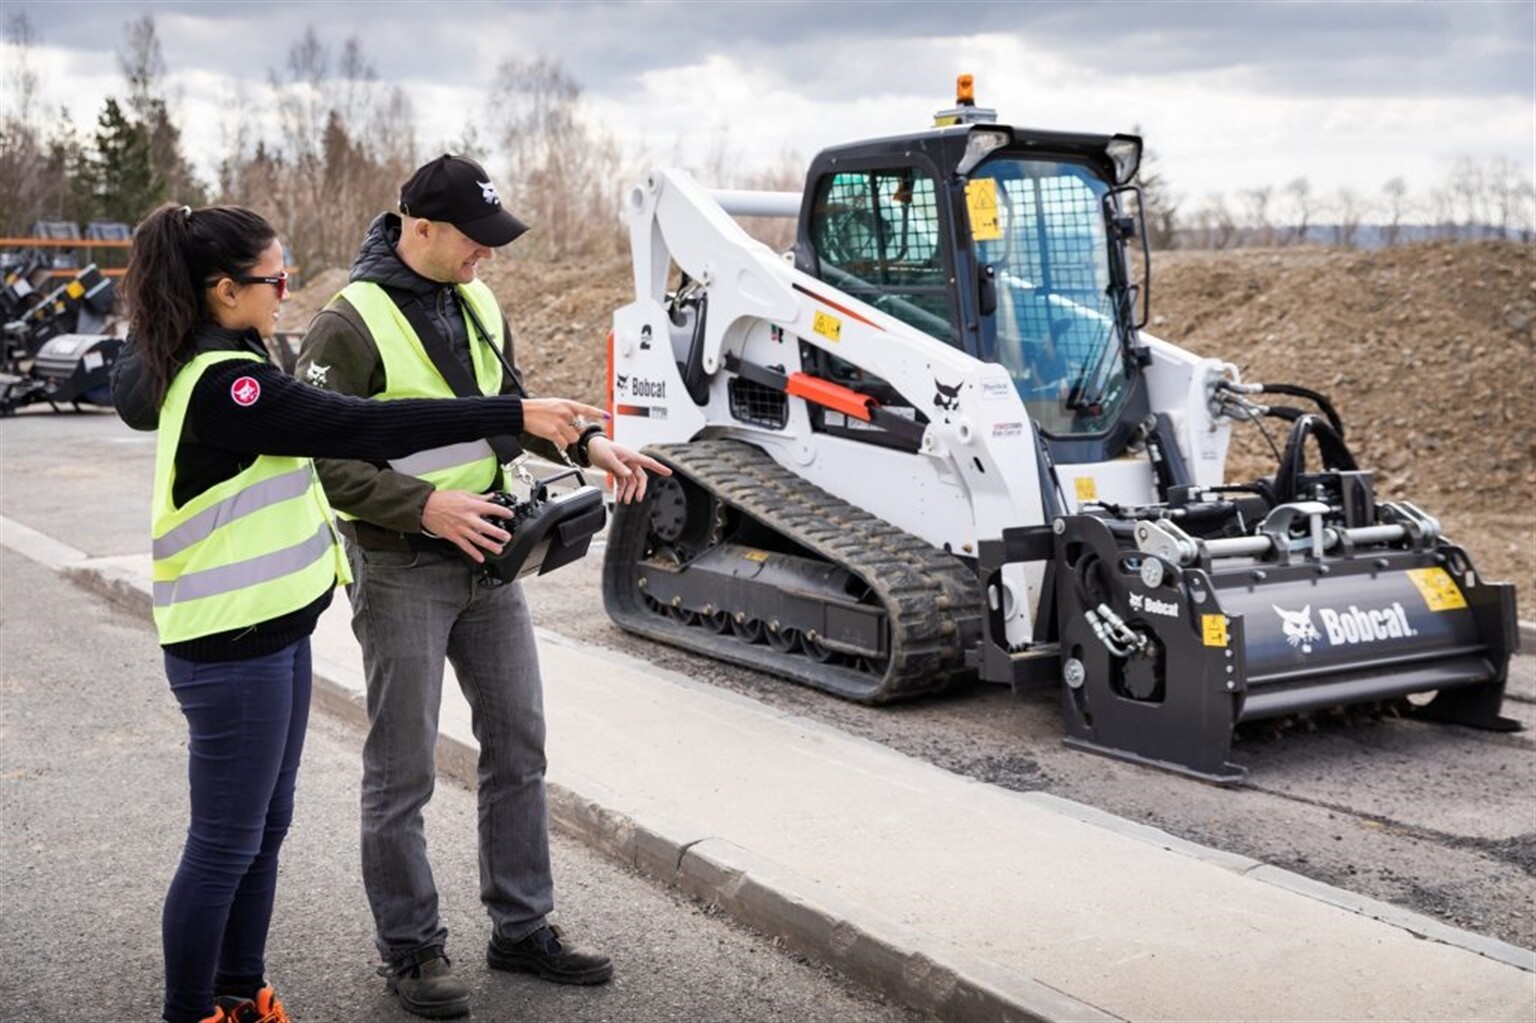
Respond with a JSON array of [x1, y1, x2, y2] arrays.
[[13, 0, 1530, 104]]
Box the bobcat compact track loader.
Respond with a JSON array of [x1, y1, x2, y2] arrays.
[[601, 78, 1520, 782]]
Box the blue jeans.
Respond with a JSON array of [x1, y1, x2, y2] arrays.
[[162, 639, 312, 1023], [346, 543, 553, 962]]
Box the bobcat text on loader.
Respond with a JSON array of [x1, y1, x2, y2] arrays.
[[601, 76, 1520, 783]]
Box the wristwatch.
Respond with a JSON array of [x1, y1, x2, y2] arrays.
[[572, 423, 606, 467]]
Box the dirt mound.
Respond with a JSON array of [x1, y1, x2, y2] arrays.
[[1151, 242, 1534, 594], [281, 240, 1534, 595]]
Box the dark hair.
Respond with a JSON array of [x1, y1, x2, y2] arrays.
[[122, 203, 276, 401]]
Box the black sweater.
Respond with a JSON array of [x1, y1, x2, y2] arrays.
[[113, 324, 525, 661]]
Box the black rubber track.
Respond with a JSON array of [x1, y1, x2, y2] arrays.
[[601, 438, 983, 702]]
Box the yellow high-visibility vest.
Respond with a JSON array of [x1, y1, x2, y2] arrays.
[[151, 351, 349, 645], [336, 279, 506, 502]]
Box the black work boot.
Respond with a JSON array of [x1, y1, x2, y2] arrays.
[[487, 924, 613, 985], [380, 946, 471, 1019]]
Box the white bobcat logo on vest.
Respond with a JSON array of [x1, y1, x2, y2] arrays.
[[478, 180, 500, 206], [1273, 604, 1321, 654]]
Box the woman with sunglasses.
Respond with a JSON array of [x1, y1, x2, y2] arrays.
[[116, 203, 603, 1023]]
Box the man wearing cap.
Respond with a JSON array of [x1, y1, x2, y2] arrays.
[[297, 154, 664, 1019]]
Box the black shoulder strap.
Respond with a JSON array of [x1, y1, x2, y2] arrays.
[[375, 283, 524, 465], [375, 284, 481, 398]]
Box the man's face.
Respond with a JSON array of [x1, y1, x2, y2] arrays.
[[417, 221, 494, 283]]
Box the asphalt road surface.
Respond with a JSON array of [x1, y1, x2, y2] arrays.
[[0, 544, 929, 1022], [4, 408, 1533, 957]]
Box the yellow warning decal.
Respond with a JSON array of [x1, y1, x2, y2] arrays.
[[66, 281, 85, 299], [965, 178, 1002, 241], [1202, 614, 1229, 648], [813, 310, 841, 342], [743, 550, 770, 563], [1407, 567, 1468, 611], [1074, 476, 1098, 502]]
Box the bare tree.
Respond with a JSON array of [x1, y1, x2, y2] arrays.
[[1487, 157, 1525, 240], [1426, 186, 1457, 240], [1333, 187, 1365, 248], [1210, 194, 1237, 249], [114, 14, 203, 210], [1130, 126, 1179, 249], [484, 56, 624, 261], [0, 11, 81, 232], [1514, 180, 1536, 244], [1447, 157, 1488, 239], [1284, 177, 1314, 245], [1381, 177, 1409, 246], [254, 29, 415, 273], [1240, 186, 1273, 247], [118, 15, 167, 124]]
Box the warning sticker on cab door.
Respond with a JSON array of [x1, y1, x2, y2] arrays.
[[1074, 476, 1098, 502], [1406, 567, 1468, 611], [965, 178, 1002, 241]]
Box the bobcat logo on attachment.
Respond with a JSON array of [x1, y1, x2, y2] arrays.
[[934, 378, 962, 412], [230, 376, 261, 407], [478, 179, 500, 206], [1273, 604, 1321, 654]]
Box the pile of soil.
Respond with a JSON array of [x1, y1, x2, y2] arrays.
[[1151, 242, 1534, 596], [280, 240, 1533, 595]]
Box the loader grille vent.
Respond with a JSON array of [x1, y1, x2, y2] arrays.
[[729, 377, 788, 429]]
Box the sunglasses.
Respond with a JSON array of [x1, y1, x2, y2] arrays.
[[210, 271, 290, 300], [235, 271, 290, 300]]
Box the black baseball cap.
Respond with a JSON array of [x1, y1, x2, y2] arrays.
[[399, 154, 529, 247]]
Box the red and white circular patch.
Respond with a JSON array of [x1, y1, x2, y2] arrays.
[[230, 376, 261, 407]]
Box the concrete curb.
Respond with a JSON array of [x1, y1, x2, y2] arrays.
[[548, 773, 1122, 1022], [38, 538, 1118, 1021], [10, 517, 1533, 1020]]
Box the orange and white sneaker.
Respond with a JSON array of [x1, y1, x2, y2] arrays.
[[242, 984, 289, 1023], [198, 996, 253, 1023], [198, 984, 289, 1023]]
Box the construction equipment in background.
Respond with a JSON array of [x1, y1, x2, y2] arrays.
[[0, 263, 120, 415], [600, 76, 1519, 783]]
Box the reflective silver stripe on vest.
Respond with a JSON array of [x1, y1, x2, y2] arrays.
[[152, 466, 317, 560], [153, 522, 336, 608], [388, 439, 496, 477]]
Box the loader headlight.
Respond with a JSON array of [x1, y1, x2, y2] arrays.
[[1105, 135, 1142, 185]]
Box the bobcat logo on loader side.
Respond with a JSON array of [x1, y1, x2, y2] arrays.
[[1273, 604, 1321, 654], [615, 374, 629, 393], [934, 378, 962, 412]]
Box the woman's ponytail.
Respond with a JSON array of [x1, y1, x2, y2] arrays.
[[122, 203, 276, 402]]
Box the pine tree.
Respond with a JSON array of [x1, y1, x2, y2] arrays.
[[84, 96, 163, 223]]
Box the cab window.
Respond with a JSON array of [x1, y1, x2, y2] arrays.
[[811, 168, 955, 342]]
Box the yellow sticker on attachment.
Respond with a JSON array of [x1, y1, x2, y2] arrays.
[[1074, 476, 1098, 502], [813, 310, 841, 342], [743, 550, 770, 563], [1202, 614, 1229, 648], [66, 281, 85, 299], [1407, 567, 1468, 611], [965, 178, 1002, 241]]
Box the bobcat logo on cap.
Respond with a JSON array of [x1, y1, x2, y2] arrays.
[[478, 180, 500, 206]]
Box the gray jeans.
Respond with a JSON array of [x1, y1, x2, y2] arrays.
[[346, 541, 553, 961]]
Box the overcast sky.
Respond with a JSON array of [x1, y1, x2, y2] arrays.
[[7, 0, 1533, 209]]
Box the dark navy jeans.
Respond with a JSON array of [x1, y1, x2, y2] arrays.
[[161, 638, 312, 1023]]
